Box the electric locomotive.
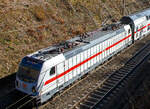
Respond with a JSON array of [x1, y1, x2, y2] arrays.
[[16, 8, 150, 103]]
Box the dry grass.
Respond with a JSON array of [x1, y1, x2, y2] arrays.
[[0, 0, 149, 78], [33, 5, 47, 21]]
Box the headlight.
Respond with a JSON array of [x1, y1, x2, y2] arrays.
[[32, 86, 36, 93]]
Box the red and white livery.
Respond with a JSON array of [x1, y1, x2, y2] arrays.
[[16, 8, 150, 103]]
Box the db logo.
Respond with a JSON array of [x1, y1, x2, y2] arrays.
[[22, 83, 27, 88]]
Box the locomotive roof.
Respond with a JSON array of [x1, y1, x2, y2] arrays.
[[28, 22, 127, 61], [64, 23, 126, 59]]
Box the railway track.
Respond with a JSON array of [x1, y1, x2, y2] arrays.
[[70, 41, 150, 109], [0, 36, 149, 109], [122, 61, 150, 109], [0, 34, 148, 109], [0, 89, 35, 109]]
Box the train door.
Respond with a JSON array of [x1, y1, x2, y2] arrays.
[[135, 26, 139, 40], [148, 25, 150, 33], [146, 16, 150, 34], [56, 62, 65, 89], [140, 24, 143, 37], [42, 67, 57, 93]]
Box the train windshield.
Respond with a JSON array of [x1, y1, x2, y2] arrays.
[[17, 65, 40, 83]]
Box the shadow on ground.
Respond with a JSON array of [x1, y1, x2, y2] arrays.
[[0, 73, 16, 98]]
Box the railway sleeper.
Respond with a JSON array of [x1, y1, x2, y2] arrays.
[[103, 82, 115, 87], [90, 93, 102, 99], [102, 96, 112, 104], [102, 85, 113, 91], [129, 59, 137, 63], [126, 65, 137, 69], [113, 72, 125, 76], [113, 73, 126, 77], [125, 63, 136, 67], [111, 90, 118, 95], [109, 93, 115, 98], [101, 99, 109, 104], [95, 103, 104, 109], [115, 71, 127, 75], [120, 81, 128, 86], [135, 57, 142, 60], [127, 71, 137, 76], [115, 87, 121, 92], [94, 90, 106, 97], [97, 88, 110, 93], [127, 73, 137, 78], [116, 85, 125, 91], [111, 74, 123, 79], [123, 64, 136, 70], [80, 103, 91, 109], [88, 96, 99, 102], [111, 75, 123, 80], [106, 80, 118, 84], [128, 75, 137, 80], [126, 61, 135, 64], [121, 67, 134, 71], [84, 100, 95, 106], [109, 78, 120, 82], [117, 82, 125, 87], [118, 69, 131, 73], [110, 87, 121, 95]]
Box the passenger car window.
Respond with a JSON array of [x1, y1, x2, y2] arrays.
[[50, 67, 55, 75]]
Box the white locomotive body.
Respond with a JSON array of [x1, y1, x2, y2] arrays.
[[16, 8, 150, 103]]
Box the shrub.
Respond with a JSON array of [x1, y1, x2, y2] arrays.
[[71, 25, 84, 35], [33, 6, 47, 21], [101, 0, 106, 3], [51, 14, 65, 24]]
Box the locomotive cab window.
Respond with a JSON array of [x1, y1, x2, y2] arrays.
[[17, 65, 41, 82], [50, 67, 55, 75]]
